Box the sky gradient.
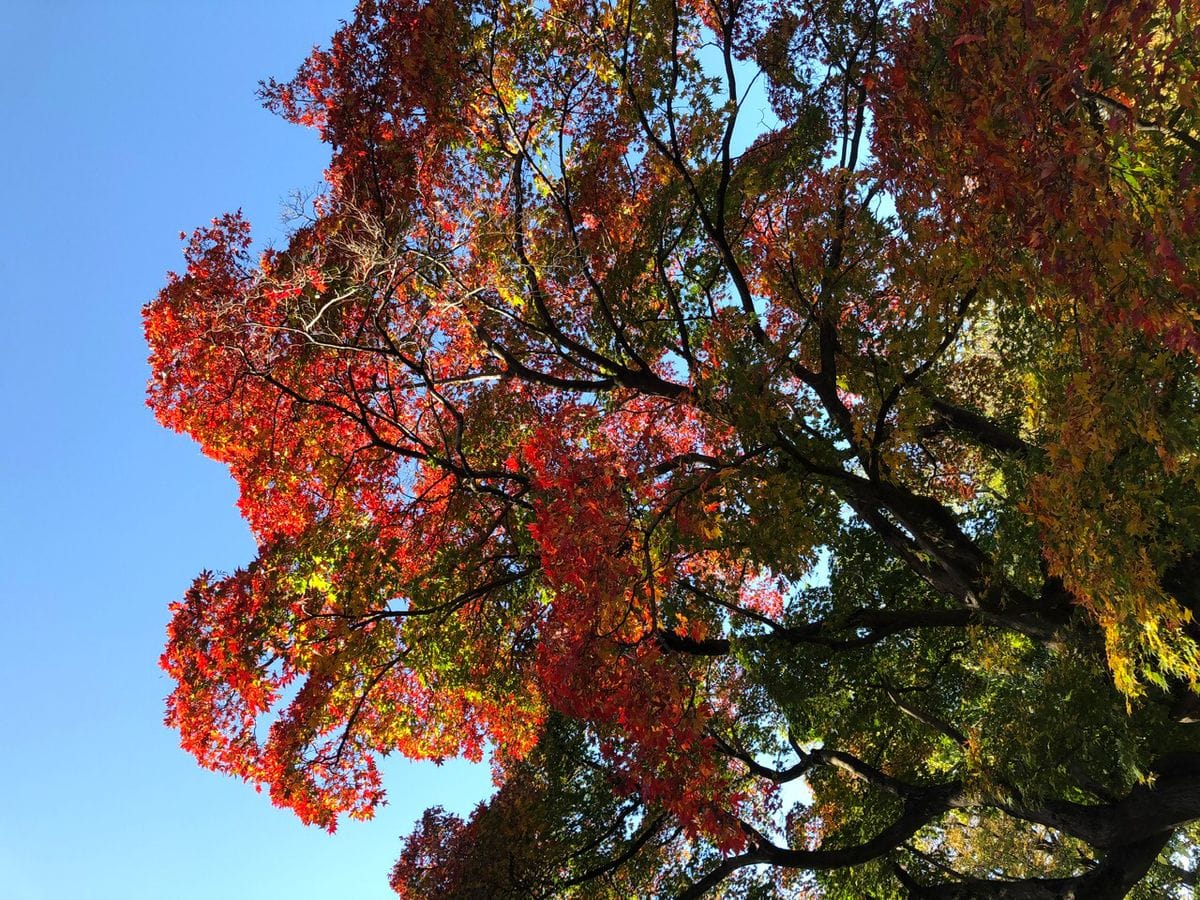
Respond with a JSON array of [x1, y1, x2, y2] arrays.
[[0, 4, 491, 897]]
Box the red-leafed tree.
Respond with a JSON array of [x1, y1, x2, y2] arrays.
[[146, 0, 1200, 894]]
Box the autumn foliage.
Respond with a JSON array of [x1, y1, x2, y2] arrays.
[[146, 0, 1200, 894]]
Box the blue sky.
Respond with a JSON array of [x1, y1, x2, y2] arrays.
[[0, 4, 491, 897]]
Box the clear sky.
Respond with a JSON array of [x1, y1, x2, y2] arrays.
[[0, 4, 491, 898]]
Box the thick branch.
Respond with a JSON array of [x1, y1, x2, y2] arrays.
[[897, 830, 1173, 899], [682, 785, 960, 898], [1003, 758, 1200, 850], [922, 398, 1032, 456]]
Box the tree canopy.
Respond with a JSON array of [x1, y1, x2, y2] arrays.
[[144, 0, 1200, 895]]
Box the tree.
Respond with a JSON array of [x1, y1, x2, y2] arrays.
[[144, 0, 1200, 894]]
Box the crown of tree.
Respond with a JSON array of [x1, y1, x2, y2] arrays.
[[146, 0, 1200, 894]]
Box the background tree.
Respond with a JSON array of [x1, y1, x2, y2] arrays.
[[145, 0, 1200, 894]]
